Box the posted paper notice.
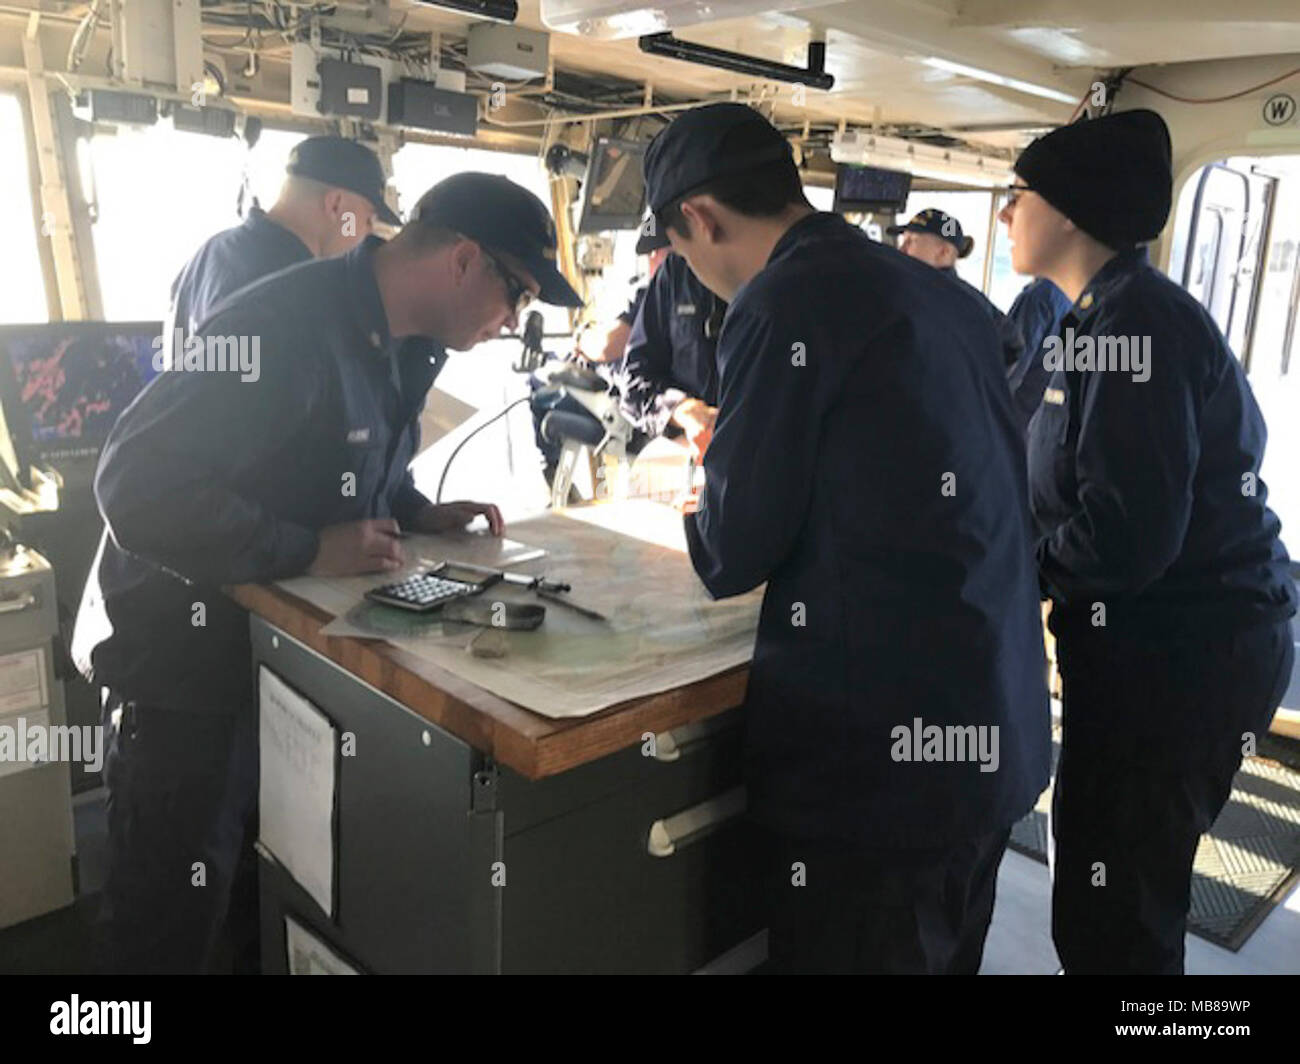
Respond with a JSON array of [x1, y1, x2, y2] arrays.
[[258, 666, 337, 917]]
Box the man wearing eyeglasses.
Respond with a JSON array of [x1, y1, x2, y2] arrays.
[[74, 172, 582, 974]]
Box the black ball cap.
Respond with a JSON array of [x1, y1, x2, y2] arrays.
[[886, 209, 973, 256], [1014, 109, 1172, 249], [412, 172, 583, 308], [643, 102, 793, 215], [634, 210, 670, 254], [286, 135, 400, 225]]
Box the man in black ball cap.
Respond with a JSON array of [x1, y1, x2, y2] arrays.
[[82, 132, 400, 975], [170, 135, 402, 339], [1000, 109, 1296, 973], [75, 171, 580, 974], [888, 207, 1025, 371], [643, 102, 1051, 973]]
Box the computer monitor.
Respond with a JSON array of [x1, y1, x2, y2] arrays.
[[577, 137, 648, 233], [833, 165, 913, 214], [0, 322, 162, 488]]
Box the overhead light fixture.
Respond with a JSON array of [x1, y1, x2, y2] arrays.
[[831, 129, 1013, 188], [921, 57, 1076, 106], [541, 0, 827, 41], [639, 33, 834, 90], [414, 0, 517, 23]]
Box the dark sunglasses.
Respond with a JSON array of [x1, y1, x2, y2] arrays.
[[482, 249, 535, 315], [1005, 184, 1033, 208]]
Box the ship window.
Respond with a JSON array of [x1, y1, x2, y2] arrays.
[[900, 189, 998, 300], [0, 94, 50, 324], [86, 124, 303, 321]]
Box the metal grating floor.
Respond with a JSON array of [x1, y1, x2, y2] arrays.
[[1009, 733, 1300, 950]]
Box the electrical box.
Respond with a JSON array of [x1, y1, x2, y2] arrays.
[[77, 90, 158, 126], [170, 103, 238, 138], [388, 79, 478, 137], [466, 23, 550, 81], [435, 68, 467, 94], [318, 58, 384, 120], [292, 46, 398, 121], [290, 42, 322, 117], [109, 0, 204, 92]]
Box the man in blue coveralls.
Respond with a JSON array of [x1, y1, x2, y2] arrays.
[[642, 103, 1051, 974], [73, 173, 582, 973]]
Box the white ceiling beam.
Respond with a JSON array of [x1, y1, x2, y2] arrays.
[[814, 0, 1086, 107], [951, 0, 1300, 27]]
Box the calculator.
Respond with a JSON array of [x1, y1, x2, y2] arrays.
[[365, 561, 502, 613]]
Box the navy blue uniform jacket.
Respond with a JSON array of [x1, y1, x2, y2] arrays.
[[1006, 278, 1071, 430], [169, 207, 312, 336], [685, 212, 1051, 849], [1028, 247, 1295, 651], [74, 237, 446, 712], [941, 265, 1025, 372], [617, 253, 721, 437]]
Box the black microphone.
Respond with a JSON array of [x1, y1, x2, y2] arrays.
[[523, 309, 544, 353], [514, 309, 547, 373]]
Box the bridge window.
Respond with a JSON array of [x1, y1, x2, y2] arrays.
[[86, 123, 304, 321], [900, 188, 1000, 301], [392, 141, 578, 339], [0, 94, 50, 324], [1170, 153, 1300, 557]]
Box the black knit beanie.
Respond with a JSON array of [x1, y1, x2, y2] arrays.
[[1014, 109, 1172, 249]]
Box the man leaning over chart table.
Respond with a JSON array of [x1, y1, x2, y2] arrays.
[[72, 173, 582, 974]]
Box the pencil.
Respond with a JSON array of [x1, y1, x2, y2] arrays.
[[535, 588, 607, 622]]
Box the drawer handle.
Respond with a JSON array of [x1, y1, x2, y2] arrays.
[[0, 590, 37, 614], [651, 720, 718, 762], [647, 786, 746, 858]]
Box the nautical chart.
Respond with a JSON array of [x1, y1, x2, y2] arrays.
[[275, 500, 762, 719]]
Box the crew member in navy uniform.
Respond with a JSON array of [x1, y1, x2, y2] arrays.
[[170, 135, 400, 337], [616, 223, 725, 459], [574, 228, 670, 366], [528, 230, 669, 492], [888, 208, 1024, 370], [643, 103, 1051, 974], [83, 133, 395, 976], [73, 173, 581, 974], [1005, 276, 1072, 430], [1000, 109, 1296, 973]]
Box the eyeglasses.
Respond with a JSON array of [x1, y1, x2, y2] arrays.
[[483, 249, 535, 316], [1005, 184, 1033, 208]]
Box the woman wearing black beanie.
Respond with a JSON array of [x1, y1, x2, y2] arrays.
[[999, 108, 1296, 974]]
